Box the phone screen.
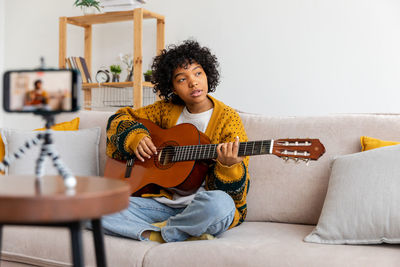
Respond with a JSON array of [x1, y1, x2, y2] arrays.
[[3, 69, 79, 113]]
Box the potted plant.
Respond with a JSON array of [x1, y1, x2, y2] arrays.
[[143, 70, 153, 82], [110, 65, 122, 82], [73, 0, 101, 15]]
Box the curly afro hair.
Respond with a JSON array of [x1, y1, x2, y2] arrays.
[[151, 39, 220, 105]]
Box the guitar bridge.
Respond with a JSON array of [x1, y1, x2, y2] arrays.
[[124, 158, 135, 178]]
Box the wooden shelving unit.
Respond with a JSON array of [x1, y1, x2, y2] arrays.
[[59, 8, 165, 109]]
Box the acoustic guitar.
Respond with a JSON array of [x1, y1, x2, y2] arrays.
[[104, 119, 326, 196]]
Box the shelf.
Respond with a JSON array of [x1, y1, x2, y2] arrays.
[[59, 8, 165, 110], [82, 81, 154, 89], [66, 9, 164, 27]]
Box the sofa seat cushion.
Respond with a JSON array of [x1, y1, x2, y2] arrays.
[[3, 222, 400, 267], [1, 225, 157, 267], [144, 222, 400, 267]]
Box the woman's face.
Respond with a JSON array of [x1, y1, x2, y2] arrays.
[[171, 62, 211, 113]]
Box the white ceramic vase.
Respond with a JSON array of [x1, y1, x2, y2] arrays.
[[81, 6, 97, 15]]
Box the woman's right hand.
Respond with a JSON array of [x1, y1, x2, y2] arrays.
[[134, 136, 157, 162]]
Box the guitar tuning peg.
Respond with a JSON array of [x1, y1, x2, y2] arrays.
[[302, 158, 310, 166], [290, 158, 299, 163], [281, 156, 289, 162]]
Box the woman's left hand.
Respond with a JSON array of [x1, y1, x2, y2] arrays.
[[216, 136, 244, 166]]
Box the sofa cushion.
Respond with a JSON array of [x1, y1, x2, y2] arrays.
[[1, 127, 100, 176], [2, 225, 158, 267], [56, 111, 114, 176], [143, 222, 400, 267], [34, 117, 80, 131], [0, 117, 80, 175], [304, 144, 400, 244], [239, 113, 400, 224], [361, 136, 400, 151], [3, 223, 400, 267]]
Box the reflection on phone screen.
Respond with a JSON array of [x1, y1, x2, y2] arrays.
[[9, 71, 73, 112]]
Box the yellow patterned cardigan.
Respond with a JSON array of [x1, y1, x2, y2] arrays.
[[106, 95, 250, 228]]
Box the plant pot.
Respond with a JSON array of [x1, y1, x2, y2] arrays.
[[81, 6, 98, 15], [112, 74, 120, 82], [144, 74, 152, 82]]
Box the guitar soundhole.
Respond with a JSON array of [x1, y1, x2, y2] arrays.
[[154, 141, 178, 170]]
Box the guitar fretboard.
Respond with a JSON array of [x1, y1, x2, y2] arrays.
[[169, 140, 272, 162]]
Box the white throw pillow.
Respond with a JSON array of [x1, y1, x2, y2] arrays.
[[304, 144, 400, 244], [1, 127, 101, 177]]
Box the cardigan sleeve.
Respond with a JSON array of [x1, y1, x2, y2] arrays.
[[106, 101, 165, 160], [205, 109, 250, 227]]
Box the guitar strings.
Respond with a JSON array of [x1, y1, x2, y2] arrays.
[[154, 141, 272, 161], [154, 142, 271, 154]]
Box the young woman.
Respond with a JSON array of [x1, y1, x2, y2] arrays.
[[104, 40, 250, 242], [24, 80, 48, 106]]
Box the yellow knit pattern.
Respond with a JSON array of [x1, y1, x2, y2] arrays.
[[106, 95, 250, 228]]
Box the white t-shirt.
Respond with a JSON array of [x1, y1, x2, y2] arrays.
[[153, 106, 214, 208]]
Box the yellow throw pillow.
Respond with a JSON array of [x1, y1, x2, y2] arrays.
[[360, 136, 400, 151], [34, 117, 80, 131], [0, 117, 80, 169]]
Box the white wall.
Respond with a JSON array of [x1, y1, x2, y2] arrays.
[[3, 0, 400, 129], [0, 0, 4, 127]]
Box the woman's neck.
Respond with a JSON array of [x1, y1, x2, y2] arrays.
[[186, 98, 214, 114]]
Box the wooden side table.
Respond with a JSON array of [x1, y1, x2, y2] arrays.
[[0, 175, 130, 267]]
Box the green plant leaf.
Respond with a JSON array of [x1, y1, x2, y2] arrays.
[[73, 0, 101, 10], [110, 64, 122, 74]]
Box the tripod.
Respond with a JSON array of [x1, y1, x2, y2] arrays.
[[0, 114, 77, 191]]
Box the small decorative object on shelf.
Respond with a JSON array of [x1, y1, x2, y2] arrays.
[[101, 0, 146, 13], [120, 53, 134, 82], [96, 67, 111, 83], [110, 65, 122, 82], [143, 70, 152, 82], [125, 67, 133, 82], [73, 0, 102, 15]]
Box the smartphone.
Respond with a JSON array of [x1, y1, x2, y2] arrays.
[[3, 69, 81, 114]]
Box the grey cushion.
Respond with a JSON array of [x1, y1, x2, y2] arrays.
[[305, 145, 400, 244], [1, 128, 101, 177]]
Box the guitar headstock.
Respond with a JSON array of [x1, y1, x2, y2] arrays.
[[272, 138, 325, 163]]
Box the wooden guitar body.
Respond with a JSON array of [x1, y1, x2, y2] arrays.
[[104, 119, 210, 196]]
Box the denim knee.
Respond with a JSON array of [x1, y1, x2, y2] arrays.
[[193, 190, 235, 220]]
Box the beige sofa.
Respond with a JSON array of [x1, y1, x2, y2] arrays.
[[1, 110, 400, 266]]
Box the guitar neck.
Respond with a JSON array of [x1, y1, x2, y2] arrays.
[[171, 140, 273, 162]]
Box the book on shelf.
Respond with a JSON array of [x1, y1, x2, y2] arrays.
[[69, 57, 78, 70], [65, 56, 92, 83], [74, 57, 87, 83], [67, 58, 73, 70], [79, 57, 92, 83]]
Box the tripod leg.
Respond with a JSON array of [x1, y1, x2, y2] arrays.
[[35, 144, 48, 182], [45, 143, 77, 189]]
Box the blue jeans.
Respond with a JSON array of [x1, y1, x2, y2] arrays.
[[100, 190, 236, 242]]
